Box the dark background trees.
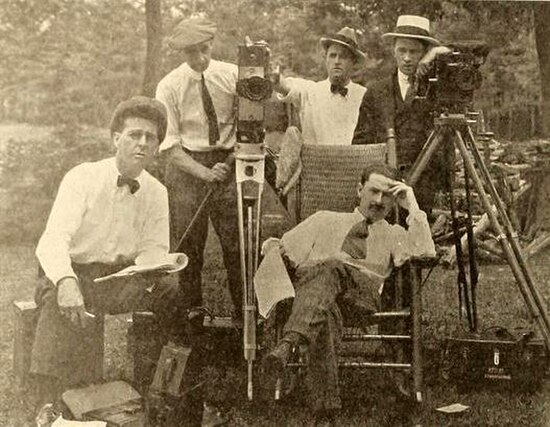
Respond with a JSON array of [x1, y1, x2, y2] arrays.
[[1, 0, 549, 137]]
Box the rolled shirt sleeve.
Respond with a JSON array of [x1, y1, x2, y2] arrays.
[[392, 209, 436, 268], [36, 167, 87, 285], [156, 81, 183, 153]]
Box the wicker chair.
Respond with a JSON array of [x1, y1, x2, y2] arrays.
[[272, 143, 434, 404]]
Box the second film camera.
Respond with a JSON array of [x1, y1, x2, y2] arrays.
[[417, 41, 490, 113]]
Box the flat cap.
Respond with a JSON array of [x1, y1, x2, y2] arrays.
[[110, 96, 168, 143], [168, 17, 217, 50]]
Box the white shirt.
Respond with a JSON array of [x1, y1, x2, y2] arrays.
[[36, 157, 169, 285], [156, 60, 238, 152], [280, 208, 435, 278], [278, 78, 366, 145], [397, 69, 412, 101]]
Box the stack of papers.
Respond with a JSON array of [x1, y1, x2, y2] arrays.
[[94, 253, 188, 283]]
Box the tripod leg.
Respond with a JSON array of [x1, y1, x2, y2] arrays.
[[453, 130, 550, 347], [407, 127, 445, 186], [468, 128, 550, 328], [462, 128, 550, 333]]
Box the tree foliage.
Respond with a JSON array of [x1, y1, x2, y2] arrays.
[[0, 0, 547, 132]]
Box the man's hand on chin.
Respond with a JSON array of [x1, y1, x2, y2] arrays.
[[57, 277, 89, 329]]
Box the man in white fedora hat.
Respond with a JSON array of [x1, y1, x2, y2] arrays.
[[272, 27, 367, 147], [352, 15, 449, 214]]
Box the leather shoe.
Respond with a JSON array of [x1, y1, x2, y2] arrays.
[[263, 340, 292, 378]]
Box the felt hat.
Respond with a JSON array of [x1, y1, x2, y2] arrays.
[[168, 16, 217, 50], [382, 15, 440, 45], [320, 27, 365, 60], [110, 96, 168, 143]]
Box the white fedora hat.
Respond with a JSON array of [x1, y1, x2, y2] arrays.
[[381, 15, 440, 45]]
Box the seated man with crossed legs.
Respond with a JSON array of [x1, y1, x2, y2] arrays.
[[261, 162, 435, 424]]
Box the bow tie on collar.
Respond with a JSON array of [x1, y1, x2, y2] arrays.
[[117, 175, 140, 194], [330, 84, 348, 97]]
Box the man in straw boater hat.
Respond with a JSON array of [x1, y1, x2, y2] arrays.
[[352, 15, 450, 215], [155, 17, 244, 329], [273, 26, 366, 147]]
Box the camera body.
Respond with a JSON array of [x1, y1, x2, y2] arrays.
[[417, 41, 489, 113], [236, 41, 272, 144]]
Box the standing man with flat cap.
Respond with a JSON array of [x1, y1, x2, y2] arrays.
[[30, 97, 200, 420], [273, 27, 366, 146], [156, 17, 243, 324], [352, 15, 449, 214]]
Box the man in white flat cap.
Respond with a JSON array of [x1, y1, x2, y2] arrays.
[[156, 17, 244, 327], [352, 15, 449, 215], [273, 27, 367, 147]]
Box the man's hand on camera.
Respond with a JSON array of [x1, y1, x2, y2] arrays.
[[57, 277, 89, 328], [416, 46, 452, 78], [388, 180, 420, 212]]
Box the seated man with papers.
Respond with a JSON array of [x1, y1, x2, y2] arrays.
[[257, 162, 436, 423], [31, 97, 191, 407]]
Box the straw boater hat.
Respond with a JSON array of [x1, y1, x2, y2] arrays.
[[320, 27, 365, 61], [381, 15, 440, 45]]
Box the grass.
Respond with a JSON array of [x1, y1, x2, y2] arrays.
[[2, 237, 550, 426]]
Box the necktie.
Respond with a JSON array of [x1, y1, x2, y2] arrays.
[[117, 175, 140, 194], [341, 219, 369, 259], [201, 74, 220, 145], [330, 84, 348, 97], [404, 74, 416, 103]]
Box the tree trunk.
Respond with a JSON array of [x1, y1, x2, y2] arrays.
[[142, 0, 162, 97], [534, 2, 550, 137]]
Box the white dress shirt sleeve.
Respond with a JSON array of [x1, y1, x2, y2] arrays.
[[277, 77, 315, 109], [392, 209, 436, 268], [36, 166, 88, 285], [280, 211, 326, 267], [156, 81, 183, 153], [134, 186, 170, 265]]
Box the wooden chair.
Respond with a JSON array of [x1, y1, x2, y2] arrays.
[[272, 143, 436, 404]]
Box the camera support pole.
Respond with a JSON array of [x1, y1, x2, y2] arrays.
[[408, 113, 550, 348], [235, 142, 266, 401]]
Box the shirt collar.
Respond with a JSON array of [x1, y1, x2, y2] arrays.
[[110, 156, 144, 186], [352, 208, 387, 229], [324, 78, 351, 88], [397, 69, 411, 86], [182, 62, 203, 81]]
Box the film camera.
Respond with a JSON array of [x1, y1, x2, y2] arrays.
[[236, 38, 273, 144], [416, 41, 490, 113]]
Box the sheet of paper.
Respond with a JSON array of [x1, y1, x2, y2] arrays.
[[254, 248, 295, 318], [52, 416, 107, 426], [435, 403, 470, 414], [94, 253, 188, 283]]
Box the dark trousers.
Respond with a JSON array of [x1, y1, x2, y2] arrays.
[[164, 150, 242, 316], [30, 263, 187, 386], [283, 259, 381, 412]]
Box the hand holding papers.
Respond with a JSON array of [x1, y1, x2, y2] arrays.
[[93, 253, 188, 283]]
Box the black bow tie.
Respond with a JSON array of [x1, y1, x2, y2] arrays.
[[117, 175, 140, 194], [330, 84, 348, 97]]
